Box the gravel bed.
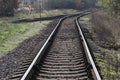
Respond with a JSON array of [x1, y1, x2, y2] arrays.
[[0, 20, 59, 79], [34, 18, 91, 80]]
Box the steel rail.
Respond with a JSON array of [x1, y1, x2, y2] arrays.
[[75, 14, 102, 80], [20, 11, 91, 80], [20, 13, 81, 80], [20, 16, 67, 80]]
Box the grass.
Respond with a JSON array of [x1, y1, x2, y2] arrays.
[[0, 9, 78, 21], [0, 21, 50, 57], [80, 13, 120, 80], [0, 9, 78, 57], [96, 48, 120, 80], [91, 11, 120, 46], [90, 11, 120, 80]]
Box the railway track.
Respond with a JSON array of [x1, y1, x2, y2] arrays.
[[8, 12, 101, 80]]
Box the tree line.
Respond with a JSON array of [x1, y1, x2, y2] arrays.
[[44, 0, 96, 10], [0, 0, 96, 16], [1, 0, 120, 17], [97, 0, 120, 15]]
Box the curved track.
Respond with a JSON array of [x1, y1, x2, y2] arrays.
[[32, 17, 91, 80], [8, 12, 101, 80]]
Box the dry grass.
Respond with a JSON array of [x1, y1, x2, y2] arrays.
[[91, 12, 120, 50], [0, 20, 50, 57], [91, 12, 120, 80]]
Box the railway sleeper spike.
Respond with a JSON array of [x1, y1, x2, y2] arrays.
[[49, 37, 54, 43], [45, 57, 84, 60], [46, 55, 83, 58], [33, 64, 41, 71], [13, 70, 26, 75], [41, 64, 86, 69], [18, 65, 30, 70], [47, 53, 83, 56], [42, 60, 85, 64], [37, 72, 88, 78], [45, 54, 82, 57], [79, 35, 82, 38], [22, 60, 33, 63], [40, 67, 87, 71], [45, 55, 84, 59], [10, 74, 23, 79], [44, 57, 84, 60], [9, 78, 20, 80], [86, 63, 93, 70], [15, 69, 27, 73], [48, 58, 83, 61], [20, 62, 31, 66], [49, 52, 83, 54], [46, 54, 83, 57], [42, 61, 85, 66], [39, 69, 86, 74], [80, 38, 83, 42], [36, 76, 89, 80], [44, 58, 84, 61], [44, 59, 85, 63], [46, 52, 83, 55], [41, 64, 86, 68], [38, 72, 88, 77], [44, 59, 84, 63], [14, 68, 27, 73]]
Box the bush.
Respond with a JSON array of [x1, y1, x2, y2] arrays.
[[91, 12, 120, 49]]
